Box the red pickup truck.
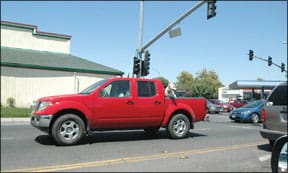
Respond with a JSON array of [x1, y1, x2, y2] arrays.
[[31, 77, 207, 145]]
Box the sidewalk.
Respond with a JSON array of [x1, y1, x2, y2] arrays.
[[1, 117, 30, 125]]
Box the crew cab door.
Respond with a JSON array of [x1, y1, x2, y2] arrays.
[[94, 79, 135, 128], [133, 80, 164, 127]]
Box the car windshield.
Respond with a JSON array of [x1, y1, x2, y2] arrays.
[[242, 100, 264, 108], [79, 79, 108, 95]]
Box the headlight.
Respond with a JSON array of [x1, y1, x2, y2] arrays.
[[38, 101, 52, 111]]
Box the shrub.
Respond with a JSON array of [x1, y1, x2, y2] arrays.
[[7, 97, 16, 107]]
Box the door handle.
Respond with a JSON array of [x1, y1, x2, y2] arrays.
[[127, 100, 134, 105], [154, 100, 161, 105]]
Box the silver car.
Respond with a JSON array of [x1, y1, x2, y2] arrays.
[[260, 82, 287, 146]]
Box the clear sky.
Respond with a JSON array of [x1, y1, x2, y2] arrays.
[[1, 1, 287, 86]]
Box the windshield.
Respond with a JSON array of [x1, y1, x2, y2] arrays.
[[242, 100, 264, 108], [80, 79, 108, 95]]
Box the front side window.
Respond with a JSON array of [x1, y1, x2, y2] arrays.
[[99, 80, 130, 98], [80, 79, 107, 95], [137, 81, 156, 97]]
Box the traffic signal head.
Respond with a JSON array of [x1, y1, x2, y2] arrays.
[[268, 56, 272, 66], [281, 63, 285, 72], [142, 51, 151, 76], [249, 49, 254, 61], [207, 0, 216, 20], [133, 57, 141, 75]]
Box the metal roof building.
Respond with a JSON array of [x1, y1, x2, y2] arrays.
[[228, 80, 286, 100], [1, 21, 124, 107], [229, 80, 285, 90]]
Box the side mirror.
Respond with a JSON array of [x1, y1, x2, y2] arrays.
[[271, 135, 287, 173]]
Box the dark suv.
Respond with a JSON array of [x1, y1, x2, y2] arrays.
[[260, 82, 287, 146]]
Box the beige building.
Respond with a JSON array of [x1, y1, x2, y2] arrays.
[[1, 21, 124, 108]]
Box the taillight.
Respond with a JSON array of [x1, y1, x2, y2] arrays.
[[261, 108, 266, 122]]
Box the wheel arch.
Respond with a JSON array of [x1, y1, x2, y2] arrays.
[[168, 109, 194, 129], [49, 109, 89, 135]]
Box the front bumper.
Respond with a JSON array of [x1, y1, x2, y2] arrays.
[[31, 114, 53, 133]]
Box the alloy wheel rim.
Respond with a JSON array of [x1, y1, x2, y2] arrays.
[[173, 119, 187, 136], [59, 120, 80, 141]]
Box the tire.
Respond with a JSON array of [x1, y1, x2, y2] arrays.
[[51, 114, 85, 146], [168, 114, 190, 139], [251, 113, 259, 123]]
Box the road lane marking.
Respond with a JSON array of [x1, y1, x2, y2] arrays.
[[229, 125, 260, 130], [258, 154, 271, 162], [193, 128, 210, 131], [4, 141, 266, 172]]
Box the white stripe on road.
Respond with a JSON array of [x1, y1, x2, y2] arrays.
[[229, 125, 259, 130], [258, 154, 271, 162]]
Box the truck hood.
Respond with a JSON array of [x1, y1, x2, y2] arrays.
[[38, 94, 88, 102]]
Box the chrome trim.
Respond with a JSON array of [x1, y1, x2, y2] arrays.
[[31, 114, 53, 132]]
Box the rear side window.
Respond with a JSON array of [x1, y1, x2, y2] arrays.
[[137, 81, 156, 97], [268, 85, 287, 106]]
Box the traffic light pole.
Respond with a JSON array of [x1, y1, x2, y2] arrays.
[[135, 0, 144, 78], [139, 0, 206, 54], [252, 55, 287, 73]]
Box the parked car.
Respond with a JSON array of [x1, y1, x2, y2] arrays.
[[229, 100, 265, 123], [209, 99, 233, 112], [207, 100, 222, 114], [260, 82, 287, 146], [228, 100, 248, 108]]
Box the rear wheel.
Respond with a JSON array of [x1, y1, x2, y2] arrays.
[[51, 114, 85, 146], [168, 114, 190, 139]]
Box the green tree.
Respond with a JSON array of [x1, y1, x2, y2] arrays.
[[176, 71, 194, 96], [153, 77, 169, 88], [176, 69, 223, 98], [192, 69, 223, 98]]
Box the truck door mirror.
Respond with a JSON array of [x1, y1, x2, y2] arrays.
[[271, 135, 287, 173]]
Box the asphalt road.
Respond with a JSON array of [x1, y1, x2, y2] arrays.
[[1, 113, 272, 172]]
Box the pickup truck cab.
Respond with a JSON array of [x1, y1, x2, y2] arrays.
[[31, 77, 207, 145]]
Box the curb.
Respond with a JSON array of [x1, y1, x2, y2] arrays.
[[1, 118, 30, 125]]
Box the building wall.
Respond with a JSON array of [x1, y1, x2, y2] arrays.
[[218, 87, 244, 102], [1, 25, 70, 54], [1, 67, 114, 107]]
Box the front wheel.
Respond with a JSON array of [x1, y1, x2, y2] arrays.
[[51, 114, 86, 146], [251, 113, 259, 123], [167, 114, 190, 139]]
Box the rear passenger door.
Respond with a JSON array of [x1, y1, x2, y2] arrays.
[[133, 80, 164, 127], [265, 84, 287, 131]]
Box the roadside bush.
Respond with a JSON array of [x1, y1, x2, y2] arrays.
[[7, 97, 16, 107]]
